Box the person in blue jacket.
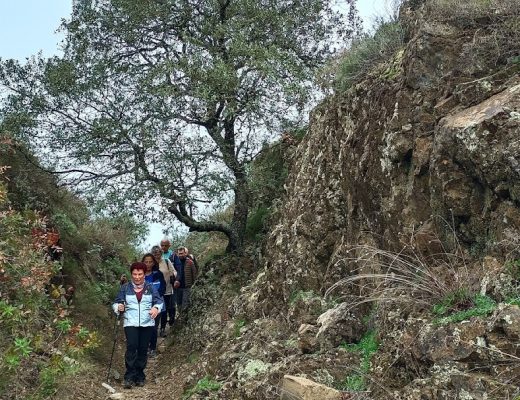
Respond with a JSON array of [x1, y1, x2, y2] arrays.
[[113, 262, 163, 389], [142, 253, 165, 357]]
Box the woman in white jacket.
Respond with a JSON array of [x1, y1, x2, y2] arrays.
[[113, 262, 163, 389]]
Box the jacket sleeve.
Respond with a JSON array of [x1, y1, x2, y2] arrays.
[[158, 270, 166, 296], [151, 284, 164, 312], [172, 254, 182, 271], [174, 260, 184, 284], [112, 284, 127, 314], [187, 259, 197, 283], [167, 259, 177, 278], [191, 259, 198, 280]]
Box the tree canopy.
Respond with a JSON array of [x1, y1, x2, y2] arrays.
[[0, 0, 360, 252]]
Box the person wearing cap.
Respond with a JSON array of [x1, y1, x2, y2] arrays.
[[112, 262, 163, 389]]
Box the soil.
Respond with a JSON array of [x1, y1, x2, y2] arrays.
[[54, 323, 197, 400]]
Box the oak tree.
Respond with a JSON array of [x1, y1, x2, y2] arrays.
[[0, 0, 359, 252]]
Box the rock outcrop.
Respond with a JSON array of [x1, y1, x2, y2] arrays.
[[176, 1, 520, 399]]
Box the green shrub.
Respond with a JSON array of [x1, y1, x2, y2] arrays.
[[247, 142, 288, 207], [432, 288, 471, 316], [338, 330, 379, 391], [507, 297, 520, 306], [289, 290, 319, 306], [340, 374, 365, 391], [245, 139, 291, 242], [342, 330, 379, 360], [52, 212, 79, 237], [246, 205, 269, 240], [434, 293, 496, 324], [334, 20, 405, 91], [39, 367, 60, 398], [234, 318, 247, 338], [0, 165, 104, 398], [183, 376, 222, 399], [37, 360, 81, 400]]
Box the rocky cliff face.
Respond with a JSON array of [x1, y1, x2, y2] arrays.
[[257, 0, 520, 305], [229, 0, 520, 398], [174, 1, 520, 399]]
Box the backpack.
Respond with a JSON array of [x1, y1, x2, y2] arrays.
[[187, 253, 199, 270]]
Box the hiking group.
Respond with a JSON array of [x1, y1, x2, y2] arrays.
[[112, 239, 198, 389]]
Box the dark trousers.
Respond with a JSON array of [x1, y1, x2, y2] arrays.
[[174, 288, 191, 312], [149, 316, 160, 351], [124, 326, 153, 383], [160, 294, 175, 329]]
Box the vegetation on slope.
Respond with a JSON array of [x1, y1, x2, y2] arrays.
[[0, 139, 142, 399]]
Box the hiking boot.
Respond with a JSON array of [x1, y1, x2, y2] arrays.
[[135, 380, 145, 387], [123, 380, 133, 389], [159, 329, 166, 338], [148, 349, 157, 358]]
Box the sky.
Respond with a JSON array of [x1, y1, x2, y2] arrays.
[[0, 0, 393, 249], [0, 1, 71, 61], [0, 0, 394, 60]]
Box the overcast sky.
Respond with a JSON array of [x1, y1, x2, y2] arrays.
[[0, 0, 393, 61], [0, 0, 71, 61], [0, 0, 393, 249]]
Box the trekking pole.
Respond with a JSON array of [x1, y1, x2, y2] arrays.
[[106, 304, 123, 383]]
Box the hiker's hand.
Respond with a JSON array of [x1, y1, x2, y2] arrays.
[[173, 281, 180, 289], [150, 306, 160, 319], [117, 303, 125, 312]]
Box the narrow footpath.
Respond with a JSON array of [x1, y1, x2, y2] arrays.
[[54, 322, 196, 400], [105, 324, 193, 400]]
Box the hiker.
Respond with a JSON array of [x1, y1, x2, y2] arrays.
[[151, 245, 176, 336], [44, 232, 62, 262], [160, 239, 183, 324], [186, 248, 199, 271], [160, 239, 181, 271], [142, 253, 165, 357], [112, 262, 163, 389], [63, 285, 75, 306], [173, 246, 198, 318]]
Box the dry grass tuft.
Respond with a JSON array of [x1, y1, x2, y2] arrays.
[[325, 240, 481, 314], [426, 0, 520, 68]]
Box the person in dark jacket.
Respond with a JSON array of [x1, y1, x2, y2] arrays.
[[173, 247, 198, 318], [112, 262, 163, 389], [142, 253, 165, 357]]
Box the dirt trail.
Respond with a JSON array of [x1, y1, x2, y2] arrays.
[[55, 323, 195, 400], [105, 325, 193, 400]]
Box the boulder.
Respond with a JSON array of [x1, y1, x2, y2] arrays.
[[493, 304, 520, 339], [416, 321, 487, 362], [316, 302, 364, 350], [280, 375, 342, 400], [297, 323, 319, 354]]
